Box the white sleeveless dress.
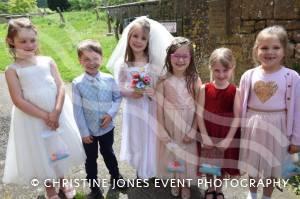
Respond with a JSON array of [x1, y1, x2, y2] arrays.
[[2, 56, 86, 185]]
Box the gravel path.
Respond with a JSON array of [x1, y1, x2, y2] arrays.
[[0, 74, 298, 199]]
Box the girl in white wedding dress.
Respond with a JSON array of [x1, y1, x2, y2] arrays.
[[2, 18, 85, 199], [107, 17, 174, 179]]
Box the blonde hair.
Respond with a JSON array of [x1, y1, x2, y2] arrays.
[[125, 19, 150, 63], [252, 25, 288, 64], [77, 39, 103, 58], [6, 18, 38, 59], [209, 47, 236, 81]]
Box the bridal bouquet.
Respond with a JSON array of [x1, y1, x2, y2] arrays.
[[130, 71, 151, 92]]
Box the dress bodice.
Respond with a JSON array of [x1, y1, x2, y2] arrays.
[[10, 56, 57, 96]]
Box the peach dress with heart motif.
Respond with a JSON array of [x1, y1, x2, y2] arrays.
[[239, 67, 290, 178]]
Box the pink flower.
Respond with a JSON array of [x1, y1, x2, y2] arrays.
[[143, 75, 151, 84], [173, 161, 180, 167]]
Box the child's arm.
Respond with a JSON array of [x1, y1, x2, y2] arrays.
[[238, 72, 248, 116], [289, 77, 300, 153], [196, 85, 214, 148], [108, 78, 122, 118], [183, 116, 198, 144], [156, 81, 171, 143], [118, 67, 143, 99], [216, 89, 241, 149], [48, 59, 65, 129], [101, 78, 122, 129], [50, 59, 65, 114], [183, 77, 202, 143], [72, 82, 91, 141], [5, 68, 49, 121], [144, 87, 155, 99], [289, 145, 300, 154]]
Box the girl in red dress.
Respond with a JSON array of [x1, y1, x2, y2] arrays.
[[197, 48, 241, 199]]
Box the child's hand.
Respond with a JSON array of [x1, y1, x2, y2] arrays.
[[101, 114, 112, 129], [182, 134, 192, 144], [183, 129, 197, 144], [45, 113, 59, 130], [48, 111, 60, 130], [288, 144, 300, 154], [130, 91, 144, 99], [144, 88, 155, 97], [48, 111, 60, 124], [46, 120, 59, 130], [216, 138, 232, 150], [82, 135, 93, 144], [201, 134, 214, 149]]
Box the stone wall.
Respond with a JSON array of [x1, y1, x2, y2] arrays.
[[105, 0, 300, 82], [210, 0, 300, 82]]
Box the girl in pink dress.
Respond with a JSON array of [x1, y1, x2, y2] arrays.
[[239, 26, 300, 199], [156, 37, 202, 199], [197, 48, 241, 199]]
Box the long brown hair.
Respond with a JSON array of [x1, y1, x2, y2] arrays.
[[164, 37, 198, 94], [124, 19, 150, 63], [6, 17, 38, 59]]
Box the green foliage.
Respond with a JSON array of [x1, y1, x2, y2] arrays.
[[69, 0, 99, 10], [47, 0, 70, 11], [0, 2, 9, 13], [36, 7, 55, 14], [68, 0, 145, 10], [8, 0, 37, 14], [289, 175, 300, 195]]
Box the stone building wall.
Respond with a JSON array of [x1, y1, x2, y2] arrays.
[[105, 0, 300, 82], [208, 0, 300, 82]]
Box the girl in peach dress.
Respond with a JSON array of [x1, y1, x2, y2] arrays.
[[156, 37, 202, 199]]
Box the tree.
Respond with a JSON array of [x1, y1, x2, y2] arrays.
[[37, 0, 47, 8], [47, 0, 70, 11], [0, 1, 9, 13], [69, 0, 99, 10], [8, 0, 37, 14]]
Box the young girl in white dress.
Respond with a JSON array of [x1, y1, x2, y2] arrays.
[[107, 17, 174, 179], [2, 18, 85, 199]]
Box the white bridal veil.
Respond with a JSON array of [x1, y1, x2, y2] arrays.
[[106, 16, 174, 80]]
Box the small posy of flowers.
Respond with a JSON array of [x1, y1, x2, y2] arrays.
[[130, 71, 151, 91], [167, 159, 185, 173], [50, 150, 69, 162], [172, 160, 181, 168]]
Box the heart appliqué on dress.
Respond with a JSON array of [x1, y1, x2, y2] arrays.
[[253, 80, 278, 103]]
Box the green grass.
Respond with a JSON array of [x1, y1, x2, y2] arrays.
[[0, 11, 117, 82], [289, 175, 300, 195]]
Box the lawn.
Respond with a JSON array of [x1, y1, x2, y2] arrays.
[[0, 11, 117, 82]]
